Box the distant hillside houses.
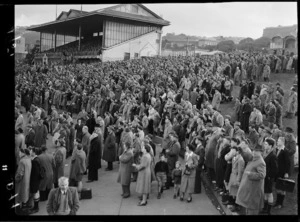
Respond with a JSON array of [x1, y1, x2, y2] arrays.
[[15, 26, 40, 53], [263, 24, 297, 55], [163, 33, 246, 49]]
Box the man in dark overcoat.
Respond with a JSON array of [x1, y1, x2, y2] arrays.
[[25, 124, 35, 148], [240, 98, 253, 134], [87, 127, 102, 182], [38, 145, 55, 202], [261, 138, 278, 215], [102, 126, 117, 171]]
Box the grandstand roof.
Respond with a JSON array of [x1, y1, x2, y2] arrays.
[[27, 4, 170, 36]]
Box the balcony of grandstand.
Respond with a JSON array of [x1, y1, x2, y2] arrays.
[[44, 36, 102, 55]]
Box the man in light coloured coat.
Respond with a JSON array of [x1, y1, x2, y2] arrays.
[[236, 145, 266, 215]]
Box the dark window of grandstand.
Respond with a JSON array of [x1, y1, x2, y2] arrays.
[[124, 52, 130, 61], [134, 53, 139, 58]]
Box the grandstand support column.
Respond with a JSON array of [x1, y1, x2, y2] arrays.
[[54, 30, 57, 52], [64, 34, 65, 45], [40, 32, 42, 52], [78, 24, 81, 51], [159, 28, 162, 56]]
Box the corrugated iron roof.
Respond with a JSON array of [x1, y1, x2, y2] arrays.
[[28, 4, 169, 32]]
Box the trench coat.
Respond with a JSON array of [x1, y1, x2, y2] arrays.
[[180, 152, 198, 194], [53, 146, 67, 184], [102, 132, 117, 162], [212, 91, 221, 110], [117, 148, 134, 186], [38, 152, 55, 191], [228, 154, 245, 197], [135, 152, 152, 194], [15, 155, 32, 203], [236, 154, 266, 211], [287, 91, 297, 114], [262, 65, 270, 79], [69, 148, 86, 182]]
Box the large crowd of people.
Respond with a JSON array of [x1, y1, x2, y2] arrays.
[[14, 50, 298, 215]]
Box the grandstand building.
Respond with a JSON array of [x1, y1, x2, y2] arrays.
[[27, 4, 170, 64]]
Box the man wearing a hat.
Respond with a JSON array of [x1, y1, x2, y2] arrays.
[[284, 127, 296, 175], [25, 124, 35, 148], [236, 144, 266, 215], [102, 125, 117, 171]]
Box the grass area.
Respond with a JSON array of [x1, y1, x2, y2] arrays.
[[219, 72, 298, 215]]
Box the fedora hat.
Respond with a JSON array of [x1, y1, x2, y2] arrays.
[[253, 144, 264, 152]]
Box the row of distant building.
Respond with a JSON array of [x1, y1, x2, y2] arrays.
[[163, 24, 297, 54]]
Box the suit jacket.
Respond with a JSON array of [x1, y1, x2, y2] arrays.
[[47, 187, 79, 215], [25, 129, 35, 147], [276, 148, 290, 179], [264, 150, 278, 179]]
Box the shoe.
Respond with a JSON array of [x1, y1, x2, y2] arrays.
[[137, 201, 147, 206], [139, 196, 143, 201], [27, 208, 39, 214], [213, 187, 220, 191], [123, 194, 130, 198], [157, 193, 161, 199], [86, 180, 94, 183], [173, 194, 177, 199], [222, 200, 230, 205], [274, 205, 282, 209], [83, 171, 87, 175], [187, 197, 192, 203], [180, 195, 184, 201]]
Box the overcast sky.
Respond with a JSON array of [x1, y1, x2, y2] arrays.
[[15, 3, 297, 39]]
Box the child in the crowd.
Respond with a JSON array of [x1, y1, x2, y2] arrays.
[[172, 161, 182, 199], [154, 152, 169, 199]]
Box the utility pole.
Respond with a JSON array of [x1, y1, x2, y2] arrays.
[[55, 5, 57, 20]]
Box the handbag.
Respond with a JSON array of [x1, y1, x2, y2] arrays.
[[81, 188, 92, 199], [184, 166, 191, 175], [275, 178, 295, 193]]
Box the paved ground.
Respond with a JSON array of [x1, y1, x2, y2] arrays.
[[30, 133, 219, 215]]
